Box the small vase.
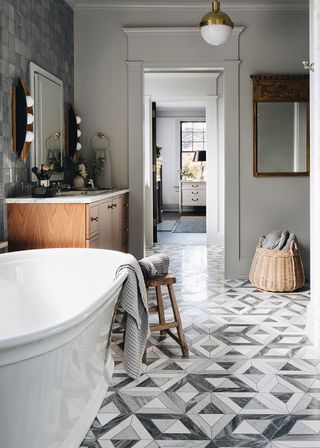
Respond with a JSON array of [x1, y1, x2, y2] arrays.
[[73, 175, 85, 190]]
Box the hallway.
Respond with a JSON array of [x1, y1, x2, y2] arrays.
[[81, 244, 318, 448]]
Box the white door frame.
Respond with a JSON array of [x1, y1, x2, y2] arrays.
[[124, 27, 244, 278]]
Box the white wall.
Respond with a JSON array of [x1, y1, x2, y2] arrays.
[[74, 6, 309, 277]]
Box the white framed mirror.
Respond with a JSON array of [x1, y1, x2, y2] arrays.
[[29, 62, 64, 180]]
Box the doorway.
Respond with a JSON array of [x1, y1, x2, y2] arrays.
[[144, 71, 224, 249], [154, 103, 208, 245]]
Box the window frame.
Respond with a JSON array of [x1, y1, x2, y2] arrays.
[[180, 121, 207, 176]]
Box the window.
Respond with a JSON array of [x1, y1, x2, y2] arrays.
[[180, 121, 207, 180]]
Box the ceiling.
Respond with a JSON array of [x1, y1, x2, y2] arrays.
[[66, 0, 308, 10]]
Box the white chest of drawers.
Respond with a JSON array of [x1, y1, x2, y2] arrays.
[[179, 181, 206, 212]]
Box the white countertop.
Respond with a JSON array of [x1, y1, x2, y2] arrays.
[[5, 189, 129, 204]]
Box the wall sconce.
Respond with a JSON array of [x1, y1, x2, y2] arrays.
[[12, 79, 34, 160], [67, 105, 82, 159]]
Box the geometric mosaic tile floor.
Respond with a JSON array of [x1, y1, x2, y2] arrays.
[[81, 244, 320, 448]]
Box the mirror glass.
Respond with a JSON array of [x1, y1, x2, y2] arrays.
[[252, 75, 309, 177], [30, 63, 64, 180], [257, 102, 307, 173]]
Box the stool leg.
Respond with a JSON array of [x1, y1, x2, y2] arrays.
[[167, 284, 189, 357], [156, 285, 167, 336]]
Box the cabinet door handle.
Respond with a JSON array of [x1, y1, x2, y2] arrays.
[[91, 216, 98, 222], [192, 198, 199, 201], [192, 191, 199, 195], [112, 203, 117, 208], [107, 205, 113, 209]]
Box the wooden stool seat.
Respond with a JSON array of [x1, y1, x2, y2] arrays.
[[145, 274, 189, 358]]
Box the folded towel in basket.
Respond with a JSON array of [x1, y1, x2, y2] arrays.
[[262, 229, 296, 251], [139, 253, 170, 279]]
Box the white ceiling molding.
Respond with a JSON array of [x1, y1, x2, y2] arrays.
[[69, 0, 308, 11]]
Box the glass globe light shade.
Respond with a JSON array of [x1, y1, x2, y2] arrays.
[[25, 131, 34, 142], [200, 23, 233, 46], [26, 95, 34, 107], [76, 116, 81, 125], [77, 129, 82, 137], [76, 142, 82, 151], [27, 113, 34, 125]]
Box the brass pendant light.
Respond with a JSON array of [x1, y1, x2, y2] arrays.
[[199, 1, 234, 46]]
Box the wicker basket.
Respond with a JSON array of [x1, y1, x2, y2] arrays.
[[249, 236, 305, 292]]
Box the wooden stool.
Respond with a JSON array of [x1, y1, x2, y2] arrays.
[[145, 275, 189, 358]]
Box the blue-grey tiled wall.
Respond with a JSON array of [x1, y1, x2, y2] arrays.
[[0, 0, 74, 240]]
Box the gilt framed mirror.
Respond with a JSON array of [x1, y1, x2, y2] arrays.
[[251, 75, 309, 177], [29, 62, 64, 180]]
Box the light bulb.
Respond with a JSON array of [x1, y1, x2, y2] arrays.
[[76, 142, 82, 151], [77, 129, 82, 137], [76, 116, 81, 125], [26, 96, 34, 107], [25, 131, 34, 142], [27, 113, 34, 125]]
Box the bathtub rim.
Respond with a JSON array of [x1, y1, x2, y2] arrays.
[[0, 248, 129, 354]]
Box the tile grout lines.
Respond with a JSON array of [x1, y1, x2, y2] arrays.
[[81, 244, 319, 448]]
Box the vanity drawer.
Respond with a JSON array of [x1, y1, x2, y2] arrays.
[[87, 205, 100, 238], [182, 182, 206, 191], [182, 190, 206, 206]]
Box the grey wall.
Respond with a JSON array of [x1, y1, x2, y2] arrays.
[[75, 7, 309, 277], [238, 10, 310, 276], [0, 0, 74, 241]]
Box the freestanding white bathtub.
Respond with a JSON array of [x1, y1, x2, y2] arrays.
[[0, 248, 130, 448]]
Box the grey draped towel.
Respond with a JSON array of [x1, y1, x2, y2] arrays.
[[261, 230, 296, 251], [139, 253, 170, 279], [116, 255, 149, 379]]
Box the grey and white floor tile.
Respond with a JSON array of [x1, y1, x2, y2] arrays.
[[81, 244, 320, 448]]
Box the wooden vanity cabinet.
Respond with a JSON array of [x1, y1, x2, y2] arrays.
[[8, 193, 129, 252], [85, 194, 129, 252]]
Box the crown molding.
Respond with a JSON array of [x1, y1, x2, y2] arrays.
[[72, 1, 308, 11]]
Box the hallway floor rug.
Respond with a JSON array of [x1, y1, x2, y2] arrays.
[[172, 216, 206, 233], [157, 220, 177, 232]]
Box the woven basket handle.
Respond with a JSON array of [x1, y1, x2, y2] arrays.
[[259, 235, 266, 247], [290, 240, 298, 251]]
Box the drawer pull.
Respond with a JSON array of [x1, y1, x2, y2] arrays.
[[107, 205, 113, 209], [91, 216, 98, 222], [192, 191, 199, 195], [112, 203, 117, 208], [192, 198, 199, 202], [192, 184, 199, 187]]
